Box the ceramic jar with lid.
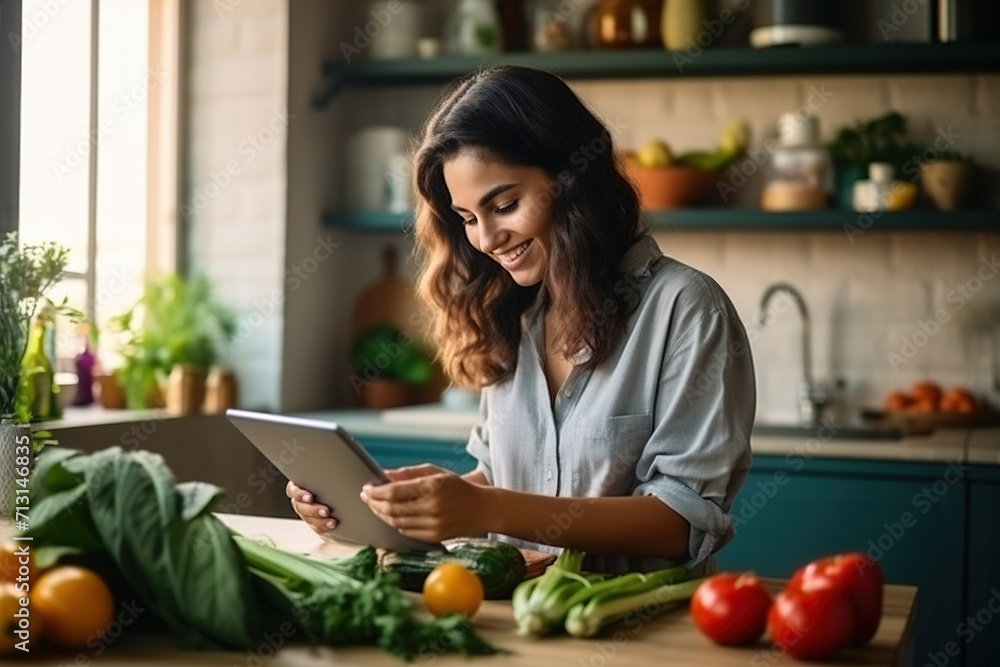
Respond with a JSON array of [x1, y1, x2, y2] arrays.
[[760, 113, 833, 211]]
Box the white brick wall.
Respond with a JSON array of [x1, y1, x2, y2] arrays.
[[186, 0, 289, 411]]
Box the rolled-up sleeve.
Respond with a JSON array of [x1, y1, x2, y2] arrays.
[[632, 305, 755, 570], [465, 390, 494, 484]]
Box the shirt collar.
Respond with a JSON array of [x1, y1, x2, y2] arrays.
[[530, 235, 663, 366], [618, 234, 663, 278]]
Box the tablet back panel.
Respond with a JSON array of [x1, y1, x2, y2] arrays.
[[226, 409, 440, 551]]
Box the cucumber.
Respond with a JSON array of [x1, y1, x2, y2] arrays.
[[379, 539, 527, 599]]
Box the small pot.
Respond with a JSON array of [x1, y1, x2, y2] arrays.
[[920, 160, 976, 211], [95, 373, 127, 410], [359, 379, 417, 410], [166, 364, 206, 417]]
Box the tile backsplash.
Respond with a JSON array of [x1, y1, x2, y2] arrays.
[[651, 230, 1000, 424]]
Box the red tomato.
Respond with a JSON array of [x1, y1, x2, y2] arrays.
[[767, 582, 855, 660], [789, 552, 883, 646], [690, 573, 773, 646]]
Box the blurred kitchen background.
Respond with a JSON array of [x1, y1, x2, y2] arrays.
[[4, 1, 1000, 663]]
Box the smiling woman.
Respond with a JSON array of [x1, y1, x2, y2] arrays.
[[288, 66, 756, 576]]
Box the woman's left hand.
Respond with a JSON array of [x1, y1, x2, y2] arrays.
[[360, 464, 489, 542]]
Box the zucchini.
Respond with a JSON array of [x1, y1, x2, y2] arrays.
[[379, 539, 527, 599]]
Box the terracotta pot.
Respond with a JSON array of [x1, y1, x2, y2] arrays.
[[920, 160, 976, 211], [359, 379, 417, 410], [95, 373, 127, 410], [629, 165, 721, 209]]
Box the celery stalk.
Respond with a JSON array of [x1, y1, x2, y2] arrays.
[[564, 577, 704, 638], [513, 549, 605, 637]]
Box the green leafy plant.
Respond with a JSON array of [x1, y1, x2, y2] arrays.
[[349, 323, 434, 385], [110, 274, 236, 409], [0, 232, 73, 422], [828, 111, 918, 170]]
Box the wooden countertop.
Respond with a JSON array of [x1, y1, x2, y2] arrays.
[[27, 514, 918, 666]]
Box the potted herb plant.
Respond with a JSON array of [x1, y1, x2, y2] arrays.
[[828, 111, 917, 209], [349, 323, 435, 409], [0, 232, 71, 514], [110, 275, 236, 411]]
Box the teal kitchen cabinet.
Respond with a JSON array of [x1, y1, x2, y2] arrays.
[[352, 435, 477, 475], [966, 465, 1000, 667], [717, 455, 967, 667]]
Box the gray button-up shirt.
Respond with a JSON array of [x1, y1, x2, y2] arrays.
[[466, 235, 755, 574]]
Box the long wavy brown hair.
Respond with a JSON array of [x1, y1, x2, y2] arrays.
[[412, 66, 642, 389]]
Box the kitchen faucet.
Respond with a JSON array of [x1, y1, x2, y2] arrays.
[[757, 282, 830, 427]]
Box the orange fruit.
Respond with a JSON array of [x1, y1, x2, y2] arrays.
[[883, 390, 912, 413], [422, 562, 484, 618], [33, 566, 114, 650], [0, 542, 36, 585], [910, 381, 942, 411], [941, 387, 978, 414]]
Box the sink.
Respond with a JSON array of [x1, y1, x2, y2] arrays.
[[752, 423, 905, 441]]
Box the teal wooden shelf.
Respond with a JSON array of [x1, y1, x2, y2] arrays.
[[314, 42, 1000, 107], [322, 209, 999, 232], [645, 208, 1000, 230], [322, 211, 413, 232]]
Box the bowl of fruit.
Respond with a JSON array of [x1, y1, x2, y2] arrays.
[[623, 120, 749, 210], [877, 380, 997, 430]]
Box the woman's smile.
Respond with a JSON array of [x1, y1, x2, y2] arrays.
[[495, 239, 533, 268]]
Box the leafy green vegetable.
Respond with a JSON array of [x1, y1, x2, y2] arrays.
[[512, 548, 604, 636], [28, 446, 500, 659]]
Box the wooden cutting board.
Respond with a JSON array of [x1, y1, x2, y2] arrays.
[[350, 245, 424, 342]]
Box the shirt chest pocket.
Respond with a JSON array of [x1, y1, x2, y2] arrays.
[[565, 413, 653, 496]]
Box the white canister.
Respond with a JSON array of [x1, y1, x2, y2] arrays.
[[346, 127, 410, 211], [365, 1, 423, 60]]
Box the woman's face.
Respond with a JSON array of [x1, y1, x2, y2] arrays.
[[443, 149, 554, 287]]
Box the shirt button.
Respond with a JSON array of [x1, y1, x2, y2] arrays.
[[546, 469, 553, 481]]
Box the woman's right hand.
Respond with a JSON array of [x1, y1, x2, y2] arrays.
[[286, 481, 338, 535]]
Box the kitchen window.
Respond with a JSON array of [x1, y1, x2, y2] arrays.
[[16, 0, 181, 369]]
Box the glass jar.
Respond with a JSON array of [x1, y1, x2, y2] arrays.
[[594, 0, 662, 49], [760, 113, 833, 212]]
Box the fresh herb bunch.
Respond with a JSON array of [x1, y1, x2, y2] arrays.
[[110, 275, 236, 409], [0, 232, 72, 421]]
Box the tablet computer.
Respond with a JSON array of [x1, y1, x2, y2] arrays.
[[226, 409, 441, 552]]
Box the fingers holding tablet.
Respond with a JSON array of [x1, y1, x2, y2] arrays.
[[286, 480, 339, 534]]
